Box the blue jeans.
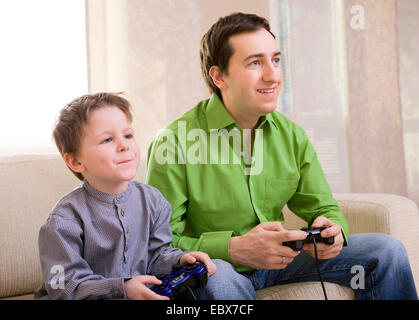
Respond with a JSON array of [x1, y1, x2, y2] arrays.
[[194, 233, 418, 300]]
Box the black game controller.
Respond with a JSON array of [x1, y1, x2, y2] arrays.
[[151, 262, 208, 300], [282, 226, 334, 251]]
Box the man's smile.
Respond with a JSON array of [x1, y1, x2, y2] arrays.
[[256, 87, 277, 96]]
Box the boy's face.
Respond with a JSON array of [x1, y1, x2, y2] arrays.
[[216, 28, 282, 126], [67, 106, 140, 194]]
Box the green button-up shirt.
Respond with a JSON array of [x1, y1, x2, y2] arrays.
[[146, 94, 349, 272]]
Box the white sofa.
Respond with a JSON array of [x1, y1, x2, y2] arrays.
[[1, 153, 418, 300]]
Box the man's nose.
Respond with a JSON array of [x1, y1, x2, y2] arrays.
[[262, 62, 282, 83]]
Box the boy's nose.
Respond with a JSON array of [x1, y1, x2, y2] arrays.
[[118, 140, 130, 152], [119, 145, 129, 152]]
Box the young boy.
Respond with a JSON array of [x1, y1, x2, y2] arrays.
[[34, 92, 216, 300]]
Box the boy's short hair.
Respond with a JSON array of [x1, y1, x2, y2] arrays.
[[53, 92, 133, 181], [200, 12, 275, 97]]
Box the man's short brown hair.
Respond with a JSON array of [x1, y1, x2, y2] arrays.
[[200, 12, 275, 97], [53, 92, 133, 181]]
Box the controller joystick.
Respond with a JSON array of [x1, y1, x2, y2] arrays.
[[151, 262, 208, 299], [184, 263, 197, 271], [282, 226, 334, 251]]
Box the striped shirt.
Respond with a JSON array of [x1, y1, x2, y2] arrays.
[[34, 180, 185, 300]]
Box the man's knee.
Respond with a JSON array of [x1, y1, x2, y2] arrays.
[[349, 233, 409, 261], [201, 259, 256, 300]]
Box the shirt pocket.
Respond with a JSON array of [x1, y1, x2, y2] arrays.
[[264, 178, 299, 218]]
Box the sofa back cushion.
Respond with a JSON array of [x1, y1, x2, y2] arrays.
[[0, 154, 80, 298]]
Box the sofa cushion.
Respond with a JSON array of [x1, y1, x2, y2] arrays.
[[256, 281, 355, 300], [0, 154, 80, 298]]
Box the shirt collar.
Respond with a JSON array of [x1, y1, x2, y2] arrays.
[[206, 94, 236, 130], [258, 112, 278, 130], [83, 180, 132, 205], [205, 94, 278, 131]]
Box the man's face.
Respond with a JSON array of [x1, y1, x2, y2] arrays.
[[220, 28, 282, 126], [75, 106, 140, 194]]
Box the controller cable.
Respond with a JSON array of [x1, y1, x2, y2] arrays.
[[312, 237, 328, 300], [183, 285, 198, 301]]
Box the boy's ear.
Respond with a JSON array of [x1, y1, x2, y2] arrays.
[[209, 66, 227, 91], [63, 153, 85, 174]]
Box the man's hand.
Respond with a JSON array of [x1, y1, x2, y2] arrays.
[[180, 251, 217, 277], [303, 216, 344, 260], [229, 221, 307, 269], [124, 275, 170, 300]]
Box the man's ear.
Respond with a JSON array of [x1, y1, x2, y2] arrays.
[[64, 153, 85, 174], [209, 66, 227, 91]]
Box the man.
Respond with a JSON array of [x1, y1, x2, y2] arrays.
[[146, 12, 417, 299]]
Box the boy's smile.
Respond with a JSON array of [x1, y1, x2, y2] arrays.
[[66, 106, 140, 194]]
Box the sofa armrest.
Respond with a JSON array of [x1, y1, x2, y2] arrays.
[[283, 193, 419, 291], [334, 193, 419, 234], [333, 193, 419, 291]]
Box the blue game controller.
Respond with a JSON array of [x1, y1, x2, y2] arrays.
[[151, 262, 208, 299]]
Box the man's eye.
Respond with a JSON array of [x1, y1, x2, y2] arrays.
[[250, 60, 260, 66], [273, 58, 281, 64]]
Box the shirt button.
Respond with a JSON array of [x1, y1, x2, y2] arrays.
[[116, 196, 121, 201], [125, 245, 128, 252], [115, 292, 124, 299], [121, 209, 125, 216], [126, 226, 130, 234]]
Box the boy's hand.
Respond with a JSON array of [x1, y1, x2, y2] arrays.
[[180, 251, 216, 277], [124, 275, 170, 300]]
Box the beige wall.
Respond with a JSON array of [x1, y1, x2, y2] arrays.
[[398, 0, 419, 205], [201, 0, 270, 33], [345, 0, 407, 196]]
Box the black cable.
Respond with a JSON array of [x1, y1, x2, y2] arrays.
[[183, 285, 198, 301], [312, 237, 328, 300]]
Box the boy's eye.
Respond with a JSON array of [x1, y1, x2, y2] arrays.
[[125, 133, 133, 139], [102, 137, 112, 144]]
